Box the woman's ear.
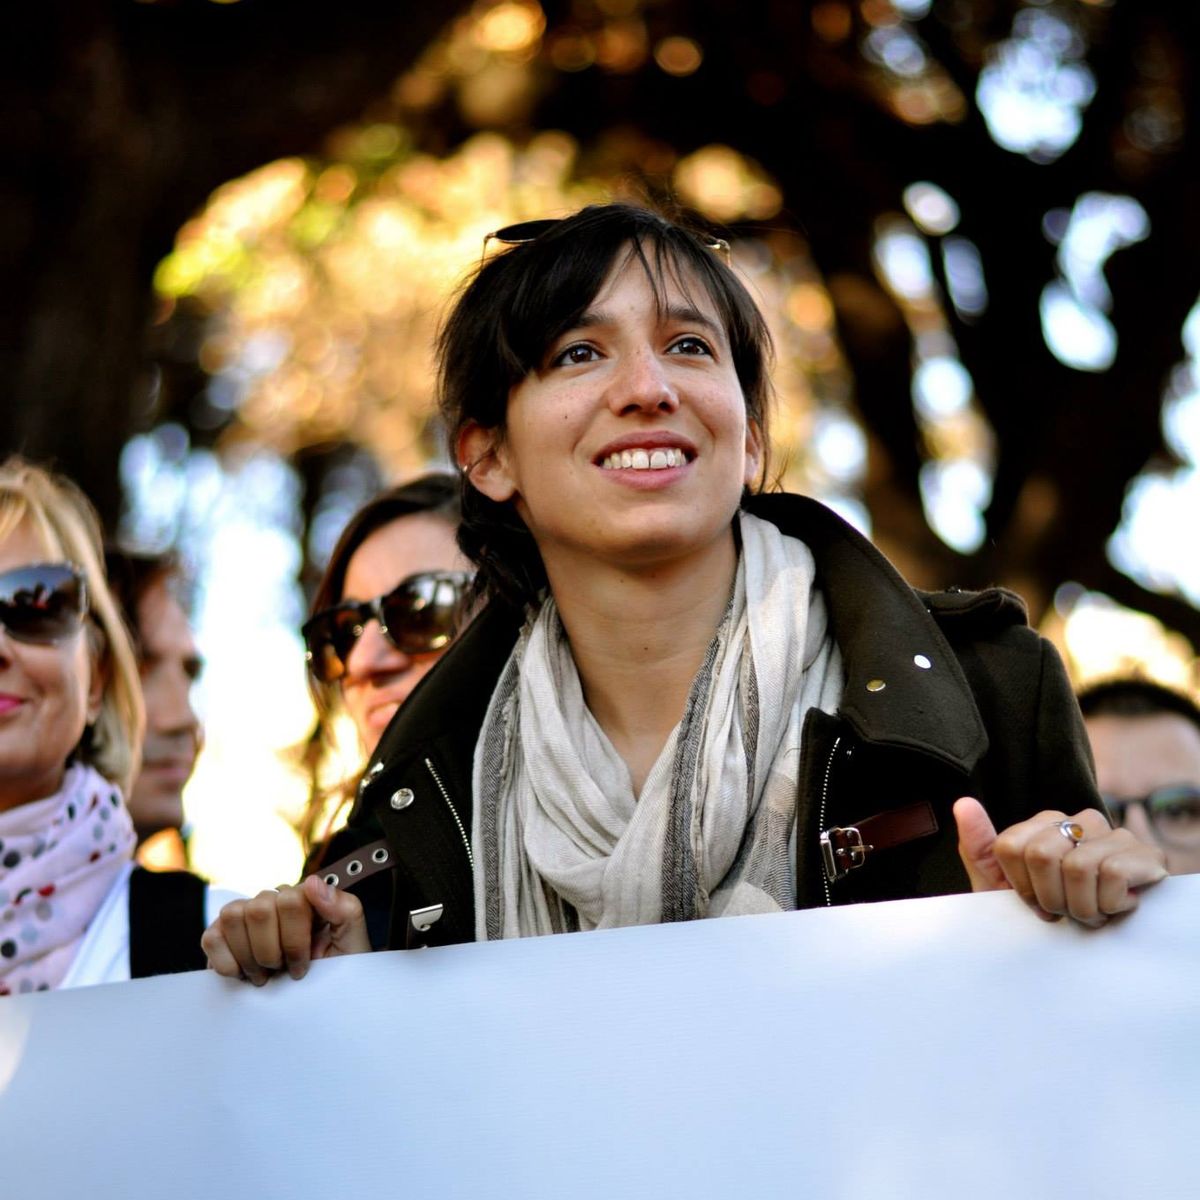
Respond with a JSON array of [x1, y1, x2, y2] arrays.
[[457, 421, 517, 503], [743, 419, 764, 488], [84, 633, 107, 726]]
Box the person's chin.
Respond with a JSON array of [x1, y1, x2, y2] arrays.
[[366, 702, 402, 736], [127, 785, 185, 840]]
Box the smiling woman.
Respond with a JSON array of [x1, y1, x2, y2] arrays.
[[203, 204, 1166, 985], [0, 458, 236, 993]]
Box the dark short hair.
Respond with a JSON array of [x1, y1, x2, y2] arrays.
[[104, 548, 180, 657], [1078, 677, 1200, 735], [437, 202, 774, 608]]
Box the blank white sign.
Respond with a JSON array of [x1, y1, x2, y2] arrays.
[[1, 878, 1197, 1199]]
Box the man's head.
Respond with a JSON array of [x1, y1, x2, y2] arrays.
[[1078, 678, 1200, 875], [105, 550, 203, 842]]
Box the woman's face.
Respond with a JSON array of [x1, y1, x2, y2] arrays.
[[462, 251, 761, 582], [0, 520, 101, 811], [339, 513, 469, 752]]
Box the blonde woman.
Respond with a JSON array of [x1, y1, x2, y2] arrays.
[[0, 457, 235, 993]]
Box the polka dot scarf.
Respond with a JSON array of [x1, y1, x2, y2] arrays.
[[0, 763, 136, 996]]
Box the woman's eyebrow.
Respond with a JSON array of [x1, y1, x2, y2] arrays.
[[663, 304, 723, 336], [571, 304, 723, 335]]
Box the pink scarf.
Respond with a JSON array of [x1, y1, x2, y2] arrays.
[[0, 763, 136, 995]]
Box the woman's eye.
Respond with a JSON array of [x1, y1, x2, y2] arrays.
[[551, 343, 600, 367], [668, 335, 713, 357]]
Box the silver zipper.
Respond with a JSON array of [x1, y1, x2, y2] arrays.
[[818, 734, 842, 907], [424, 757, 474, 873]]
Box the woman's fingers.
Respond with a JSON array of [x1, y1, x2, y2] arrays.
[[992, 808, 1167, 926], [301, 875, 371, 958], [275, 885, 320, 979], [202, 886, 320, 984], [200, 906, 254, 980], [202, 898, 271, 985], [952, 797, 1007, 892], [243, 889, 288, 972], [1095, 832, 1170, 915]]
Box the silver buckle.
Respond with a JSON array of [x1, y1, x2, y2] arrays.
[[820, 826, 870, 883], [405, 903, 444, 949]]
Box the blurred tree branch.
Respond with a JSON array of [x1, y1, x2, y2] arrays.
[[0, 0, 470, 525]]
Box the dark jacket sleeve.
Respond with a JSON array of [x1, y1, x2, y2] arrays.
[[1031, 636, 1102, 816], [954, 623, 1102, 830]]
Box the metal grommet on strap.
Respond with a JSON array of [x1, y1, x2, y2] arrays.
[[311, 839, 393, 893], [390, 788, 415, 810]]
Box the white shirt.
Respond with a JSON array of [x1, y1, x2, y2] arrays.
[[59, 862, 240, 989]]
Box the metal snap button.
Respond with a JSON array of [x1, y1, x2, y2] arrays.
[[913, 654, 932, 669], [866, 679, 886, 692], [358, 761, 385, 794], [390, 788, 415, 810]]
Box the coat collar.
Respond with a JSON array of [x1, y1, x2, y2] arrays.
[[744, 493, 991, 773]]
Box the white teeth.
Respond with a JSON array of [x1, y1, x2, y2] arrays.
[[601, 447, 687, 470]]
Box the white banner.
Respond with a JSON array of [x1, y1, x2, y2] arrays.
[[2, 879, 1198, 1199]]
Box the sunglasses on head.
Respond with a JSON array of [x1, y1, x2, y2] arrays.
[[0, 562, 89, 645], [484, 218, 732, 265], [303, 570, 473, 684]]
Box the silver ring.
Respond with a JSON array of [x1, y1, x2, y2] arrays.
[[1057, 820, 1085, 847]]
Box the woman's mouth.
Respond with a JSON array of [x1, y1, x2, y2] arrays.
[[599, 447, 690, 471]]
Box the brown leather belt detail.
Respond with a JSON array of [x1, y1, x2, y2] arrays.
[[821, 800, 939, 883], [309, 839, 393, 891], [307, 841, 444, 950]]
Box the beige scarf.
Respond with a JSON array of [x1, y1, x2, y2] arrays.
[[472, 512, 845, 940]]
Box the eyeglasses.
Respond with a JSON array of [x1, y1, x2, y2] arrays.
[[302, 571, 473, 684], [0, 562, 89, 645], [1103, 785, 1200, 849], [484, 218, 732, 265]]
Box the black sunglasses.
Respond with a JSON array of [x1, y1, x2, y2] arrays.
[[0, 562, 89, 645], [1104, 785, 1200, 849], [303, 570, 473, 684], [484, 218, 732, 264]]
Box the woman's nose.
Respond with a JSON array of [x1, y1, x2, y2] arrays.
[[606, 348, 679, 416], [344, 618, 411, 679]]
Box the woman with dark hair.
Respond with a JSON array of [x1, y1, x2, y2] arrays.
[[296, 473, 470, 862], [205, 204, 1165, 981]]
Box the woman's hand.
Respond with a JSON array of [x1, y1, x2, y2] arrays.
[[201, 875, 371, 984], [954, 796, 1168, 927]]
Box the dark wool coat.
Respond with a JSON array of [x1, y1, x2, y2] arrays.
[[326, 494, 1100, 949]]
